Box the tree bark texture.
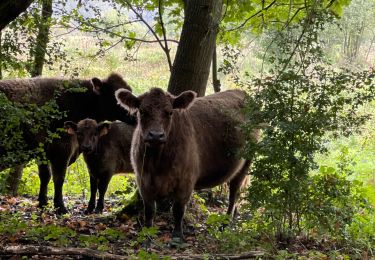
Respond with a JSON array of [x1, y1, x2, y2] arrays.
[[0, 31, 3, 79], [167, 0, 223, 97], [30, 0, 53, 77], [0, 0, 34, 31], [5, 164, 24, 196]]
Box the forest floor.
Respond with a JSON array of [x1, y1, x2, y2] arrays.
[[0, 194, 369, 259], [0, 194, 267, 259]]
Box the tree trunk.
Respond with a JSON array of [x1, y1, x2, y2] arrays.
[[0, 31, 2, 79], [167, 0, 223, 96], [0, 0, 34, 31], [212, 44, 221, 92], [5, 164, 24, 196], [30, 0, 53, 77]]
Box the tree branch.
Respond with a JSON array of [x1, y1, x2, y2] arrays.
[[119, 0, 174, 67], [158, 0, 173, 71], [226, 0, 277, 32]]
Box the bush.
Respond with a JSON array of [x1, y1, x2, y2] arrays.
[[241, 11, 374, 252]]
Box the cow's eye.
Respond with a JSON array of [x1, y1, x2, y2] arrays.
[[167, 111, 173, 117]]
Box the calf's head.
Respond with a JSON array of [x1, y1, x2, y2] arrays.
[[115, 88, 196, 146], [64, 119, 110, 153]]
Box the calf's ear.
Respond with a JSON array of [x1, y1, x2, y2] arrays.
[[91, 77, 103, 95], [171, 90, 197, 109], [64, 121, 77, 135], [115, 89, 140, 113], [97, 122, 111, 137]]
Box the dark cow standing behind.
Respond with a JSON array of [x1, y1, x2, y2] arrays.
[[64, 119, 134, 214], [115, 88, 256, 240], [0, 73, 135, 213]]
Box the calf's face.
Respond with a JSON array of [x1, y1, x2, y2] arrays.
[[64, 119, 110, 153], [115, 88, 196, 146]]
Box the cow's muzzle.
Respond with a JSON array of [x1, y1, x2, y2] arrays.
[[81, 144, 93, 153], [144, 130, 166, 144]]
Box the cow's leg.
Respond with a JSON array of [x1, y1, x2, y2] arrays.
[[144, 199, 156, 227], [95, 174, 111, 213], [172, 200, 187, 240], [227, 160, 251, 218], [51, 159, 69, 214], [6, 164, 24, 196], [86, 175, 98, 214], [38, 164, 51, 208]]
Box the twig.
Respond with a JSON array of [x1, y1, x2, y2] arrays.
[[68, 20, 179, 44], [158, 0, 173, 71]]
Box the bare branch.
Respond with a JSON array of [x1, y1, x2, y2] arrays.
[[118, 0, 175, 68], [62, 21, 179, 44], [158, 0, 173, 71]]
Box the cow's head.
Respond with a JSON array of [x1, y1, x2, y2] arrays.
[[64, 119, 111, 153], [90, 73, 136, 124], [115, 88, 196, 146]]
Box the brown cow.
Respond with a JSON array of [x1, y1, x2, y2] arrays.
[[115, 87, 254, 240], [0, 73, 135, 213], [64, 119, 134, 214]]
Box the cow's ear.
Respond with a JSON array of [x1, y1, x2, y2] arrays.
[[107, 73, 132, 92], [64, 121, 77, 135], [115, 89, 140, 113], [97, 122, 111, 137], [91, 77, 103, 95], [171, 91, 197, 109]]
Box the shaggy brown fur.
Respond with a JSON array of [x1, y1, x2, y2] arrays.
[[64, 119, 134, 214], [0, 73, 135, 213], [116, 88, 256, 240]]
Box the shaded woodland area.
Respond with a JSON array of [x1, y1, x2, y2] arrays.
[[0, 0, 374, 259]]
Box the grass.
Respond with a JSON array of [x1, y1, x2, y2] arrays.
[[17, 155, 133, 204]]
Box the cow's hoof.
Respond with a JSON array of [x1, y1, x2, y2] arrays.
[[55, 206, 69, 215], [84, 209, 94, 215], [38, 199, 48, 208]]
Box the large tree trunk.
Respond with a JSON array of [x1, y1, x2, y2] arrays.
[[167, 0, 223, 96], [0, 0, 34, 31], [30, 0, 53, 77]]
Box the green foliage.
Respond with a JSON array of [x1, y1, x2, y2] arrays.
[[79, 234, 110, 251], [0, 1, 72, 78], [136, 226, 158, 244], [0, 92, 63, 169], [241, 11, 374, 251], [205, 213, 230, 239], [135, 249, 163, 260], [0, 212, 27, 236]]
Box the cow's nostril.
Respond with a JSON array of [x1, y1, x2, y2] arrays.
[[82, 144, 92, 151], [148, 131, 165, 141]]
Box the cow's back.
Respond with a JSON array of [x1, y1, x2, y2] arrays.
[[0, 78, 67, 105], [187, 89, 247, 189]]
